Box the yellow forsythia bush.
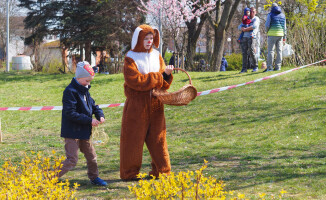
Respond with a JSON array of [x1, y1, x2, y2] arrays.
[[129, 160, 287, 200], [0, 151, 79, 199]]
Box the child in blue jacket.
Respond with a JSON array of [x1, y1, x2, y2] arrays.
[[237, 8, 252, 42], [220, 56, 228, 71], [58, 61, 107, 186]]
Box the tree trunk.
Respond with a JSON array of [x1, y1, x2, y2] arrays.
[[211, 29, 226, 71], [185, 13, 207, 71], [85, 41, 91, 63], [61, 46, 68, 73], [185, 36, 196, 70], [205, 22, 212, 69], [79, 44, 83, 62], [33, 41, 41, 71], [231, 26, 235, 54], [162, 43, 168, 59], [210, 0, 241, 71]]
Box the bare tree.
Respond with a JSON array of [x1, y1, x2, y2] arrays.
[[208, 0, 241, 71]]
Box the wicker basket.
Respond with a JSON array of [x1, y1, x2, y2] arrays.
[[152, 68, 197, 106]]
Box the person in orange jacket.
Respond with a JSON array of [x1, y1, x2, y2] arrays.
[[120, 24, 174, 180]]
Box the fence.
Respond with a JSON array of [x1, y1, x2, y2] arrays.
[[99, 57, 124, 74], [107, 57, 124, 74]]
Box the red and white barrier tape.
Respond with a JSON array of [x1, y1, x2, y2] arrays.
[[1, 59, 325, 111], [0, 104, 125, 111], [197, 59, 326, 96]]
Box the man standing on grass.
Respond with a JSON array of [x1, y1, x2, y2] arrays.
[[238, 7, 260, 73], [265, 3, 287, 72]]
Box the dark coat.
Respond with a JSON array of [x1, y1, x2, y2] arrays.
[[169, 55, 175, 66], [61, 78, 104, 139]]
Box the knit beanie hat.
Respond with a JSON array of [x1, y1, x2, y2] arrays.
[[272, 3, 278, 7], [75, 61, 94, 78]]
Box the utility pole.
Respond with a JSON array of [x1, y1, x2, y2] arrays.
[[6, 0, 10, 72]]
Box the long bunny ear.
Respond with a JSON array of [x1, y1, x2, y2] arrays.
[[131, 27, 143, 50], [153, 28, 160, 48]]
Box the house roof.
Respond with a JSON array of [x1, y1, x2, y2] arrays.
[[43, 40, 61, 48]]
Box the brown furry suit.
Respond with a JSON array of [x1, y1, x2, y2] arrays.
[[120, 24, 173, 180]]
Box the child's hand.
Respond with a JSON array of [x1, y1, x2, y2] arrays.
[[165, 65, 174, 75], [92, 119, 100, 127], [100, 117, 105, 124]]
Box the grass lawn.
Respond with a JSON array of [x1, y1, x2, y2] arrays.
[[0, 66, 326, 199]]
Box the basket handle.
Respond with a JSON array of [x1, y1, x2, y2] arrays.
[[172, 68, 193, 85]]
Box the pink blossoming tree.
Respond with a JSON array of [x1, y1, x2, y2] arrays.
[[139, 0, 215, 69]]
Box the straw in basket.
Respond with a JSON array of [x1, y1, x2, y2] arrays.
[[152, 68, 197, 106], [91, 126, 109, 146]]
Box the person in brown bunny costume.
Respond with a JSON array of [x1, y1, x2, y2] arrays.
[[120, 24, 174, 180]]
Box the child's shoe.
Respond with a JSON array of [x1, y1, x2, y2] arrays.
[[91, 177, 108, 186]]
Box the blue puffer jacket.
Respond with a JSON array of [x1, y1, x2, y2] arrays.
[[265, 6, 286, 37], [61, 78, 104, 139]]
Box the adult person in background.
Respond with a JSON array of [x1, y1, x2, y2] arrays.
[[238, 7, 260, 73], [169, 52, 176, 66], [265, 3, 287, 72]]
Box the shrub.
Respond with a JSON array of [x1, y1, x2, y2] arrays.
[[225, 53, 242, 71], [42, 59, 64, 73], [129, 160, 287, 200], [0, 151, 79, 199], [164, 52, 173, 64]]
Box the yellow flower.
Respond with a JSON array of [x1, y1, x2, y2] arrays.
[[280, 189, 287, 194], [238, 193, 245, 199], [0, 152, 78, 199]]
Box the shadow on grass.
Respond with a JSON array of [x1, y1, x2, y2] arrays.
[[189, 72, 261, 83], [0, 71, 120, 84], [168, 148, 326, 191], [0, 71, 70, 83], [291, 70, 326, 88], [69, 178, 126, 186], [191, 74, 231, 82], [194, 106, 326, 127]]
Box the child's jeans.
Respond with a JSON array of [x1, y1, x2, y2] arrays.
[[58, 138, 99, 180]]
